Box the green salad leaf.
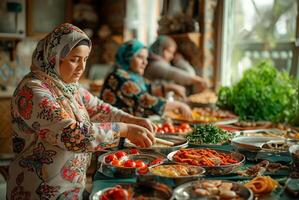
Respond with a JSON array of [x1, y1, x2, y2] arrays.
[[186, 124, 231, 144]]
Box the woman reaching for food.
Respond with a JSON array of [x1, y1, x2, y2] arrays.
[[7, 23, 156, 200], [100, 39, 192, 119], [144, 35, 208, 93]]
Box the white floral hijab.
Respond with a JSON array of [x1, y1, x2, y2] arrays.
[[29, 23, 92, 122]]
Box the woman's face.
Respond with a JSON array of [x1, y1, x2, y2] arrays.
[[130, 48, 148, 76], [59, 45, 90, 83], [162, 45, 176, 62]]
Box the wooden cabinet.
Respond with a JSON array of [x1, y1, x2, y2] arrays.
[[27, 0, 72, 37], [0, 95, 13, 154], [169, 32, 202, 74], [0, 0, 26, 39]]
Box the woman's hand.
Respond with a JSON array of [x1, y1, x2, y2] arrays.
[[121, 115, 157, 133], [192, 76, 209, 92], [119, 123, 155, 148], [164, 83, 186, 100], [165, 101, 192, 120]]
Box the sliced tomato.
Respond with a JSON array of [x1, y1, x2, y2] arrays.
[[115, 151, 127, 159], [104, 154, 117, 163], [180, 123, 191, 130], [123, 159, 136, 168], [110, 159, 121, 167], [134, 160, 146, 168], [129, 149, 139, 155], [101, 186, 129, 200]]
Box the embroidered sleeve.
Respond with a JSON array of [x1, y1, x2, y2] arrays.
[[79, 87, 128, 122], [117, 74, 166, 116], [12, 81, 122, 152]]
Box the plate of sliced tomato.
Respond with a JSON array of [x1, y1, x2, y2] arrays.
[[98, 149, 165, 178], [156, 122, 192, 134]]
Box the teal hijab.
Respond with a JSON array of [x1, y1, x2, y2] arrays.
[[115, 39, 146, 70]]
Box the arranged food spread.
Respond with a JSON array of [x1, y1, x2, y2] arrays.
[[92, 76, 299, 200], [165, 107, 238, 124]]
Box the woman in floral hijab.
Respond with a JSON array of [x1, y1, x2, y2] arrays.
[[7, 23, 156, 200], [100, 39, 192, 118]]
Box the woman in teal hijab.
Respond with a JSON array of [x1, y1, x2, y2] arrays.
[[100, 39, 192, 118]]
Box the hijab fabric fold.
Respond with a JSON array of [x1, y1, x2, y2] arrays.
[[29, 23, 92, 123]]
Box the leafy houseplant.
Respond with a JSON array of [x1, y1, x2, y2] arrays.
[[217, 61, 299, 125]]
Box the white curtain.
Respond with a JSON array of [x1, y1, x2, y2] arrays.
[[125, 0, 162, 45]]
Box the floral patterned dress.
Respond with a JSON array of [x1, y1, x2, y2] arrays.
[[100, 68, 166, 117], [8, 76, 126, 200], [7, 23, 129, 200]]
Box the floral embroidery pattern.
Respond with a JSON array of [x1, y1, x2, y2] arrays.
[[38, 129, 50, 139], [19, 143, 56, 180], [60, 188, 80, 200], [61, 155, 88, 183], [11, 173, 31, 200], [121, 81, 140, 96], [108, 75, 118, 90], [61, 167, 78, 182], [81, 89, 91, 104], [122, 96, 135, 107], [61, 122, 94, 152], [101, 68, 166, 117], [16, 85, 33, 120], [116, 69, 129, 78], [38, 95, 65, 122], [12, 117, 33, 135], [12, 137, 25, 154], [96, 104, 111, 115], [139, 93, 158, 108], [36, 182, 60, 200], [102, 89, 116, 105], [98, 123, 112, 131]]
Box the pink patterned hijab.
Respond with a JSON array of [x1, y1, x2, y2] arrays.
[[29, 23, 92, 122]]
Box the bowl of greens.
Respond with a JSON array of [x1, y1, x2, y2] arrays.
[[185, 124, 232, 146]]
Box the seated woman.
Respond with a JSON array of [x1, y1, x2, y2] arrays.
[[7, 23, 156, 200], [100, 39, 192, 118], [144, 35, 208, 93]]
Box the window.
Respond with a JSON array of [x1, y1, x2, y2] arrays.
[[221, 0, 298, 86]]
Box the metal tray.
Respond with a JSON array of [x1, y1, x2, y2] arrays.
[[170, 180, 253, 200], [91, 182, 172, 200], [231, 136, 292, 162], [231, 136, 289, 152], [171, 117, 239, 126], [234, 128, 284, 136], [167, 148, 245, 175]]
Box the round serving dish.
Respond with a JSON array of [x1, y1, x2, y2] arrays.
[[289, 144, 299, 171], [165, 107, 239, 125], [125, 134, 188, 155], [167, 148, 245, 175], [231, 136, 292, 162], [171, 180, 253, 200], [97, 149, 165, 178], [91, 182, 172, 200], [137, 163, 205, 187]]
